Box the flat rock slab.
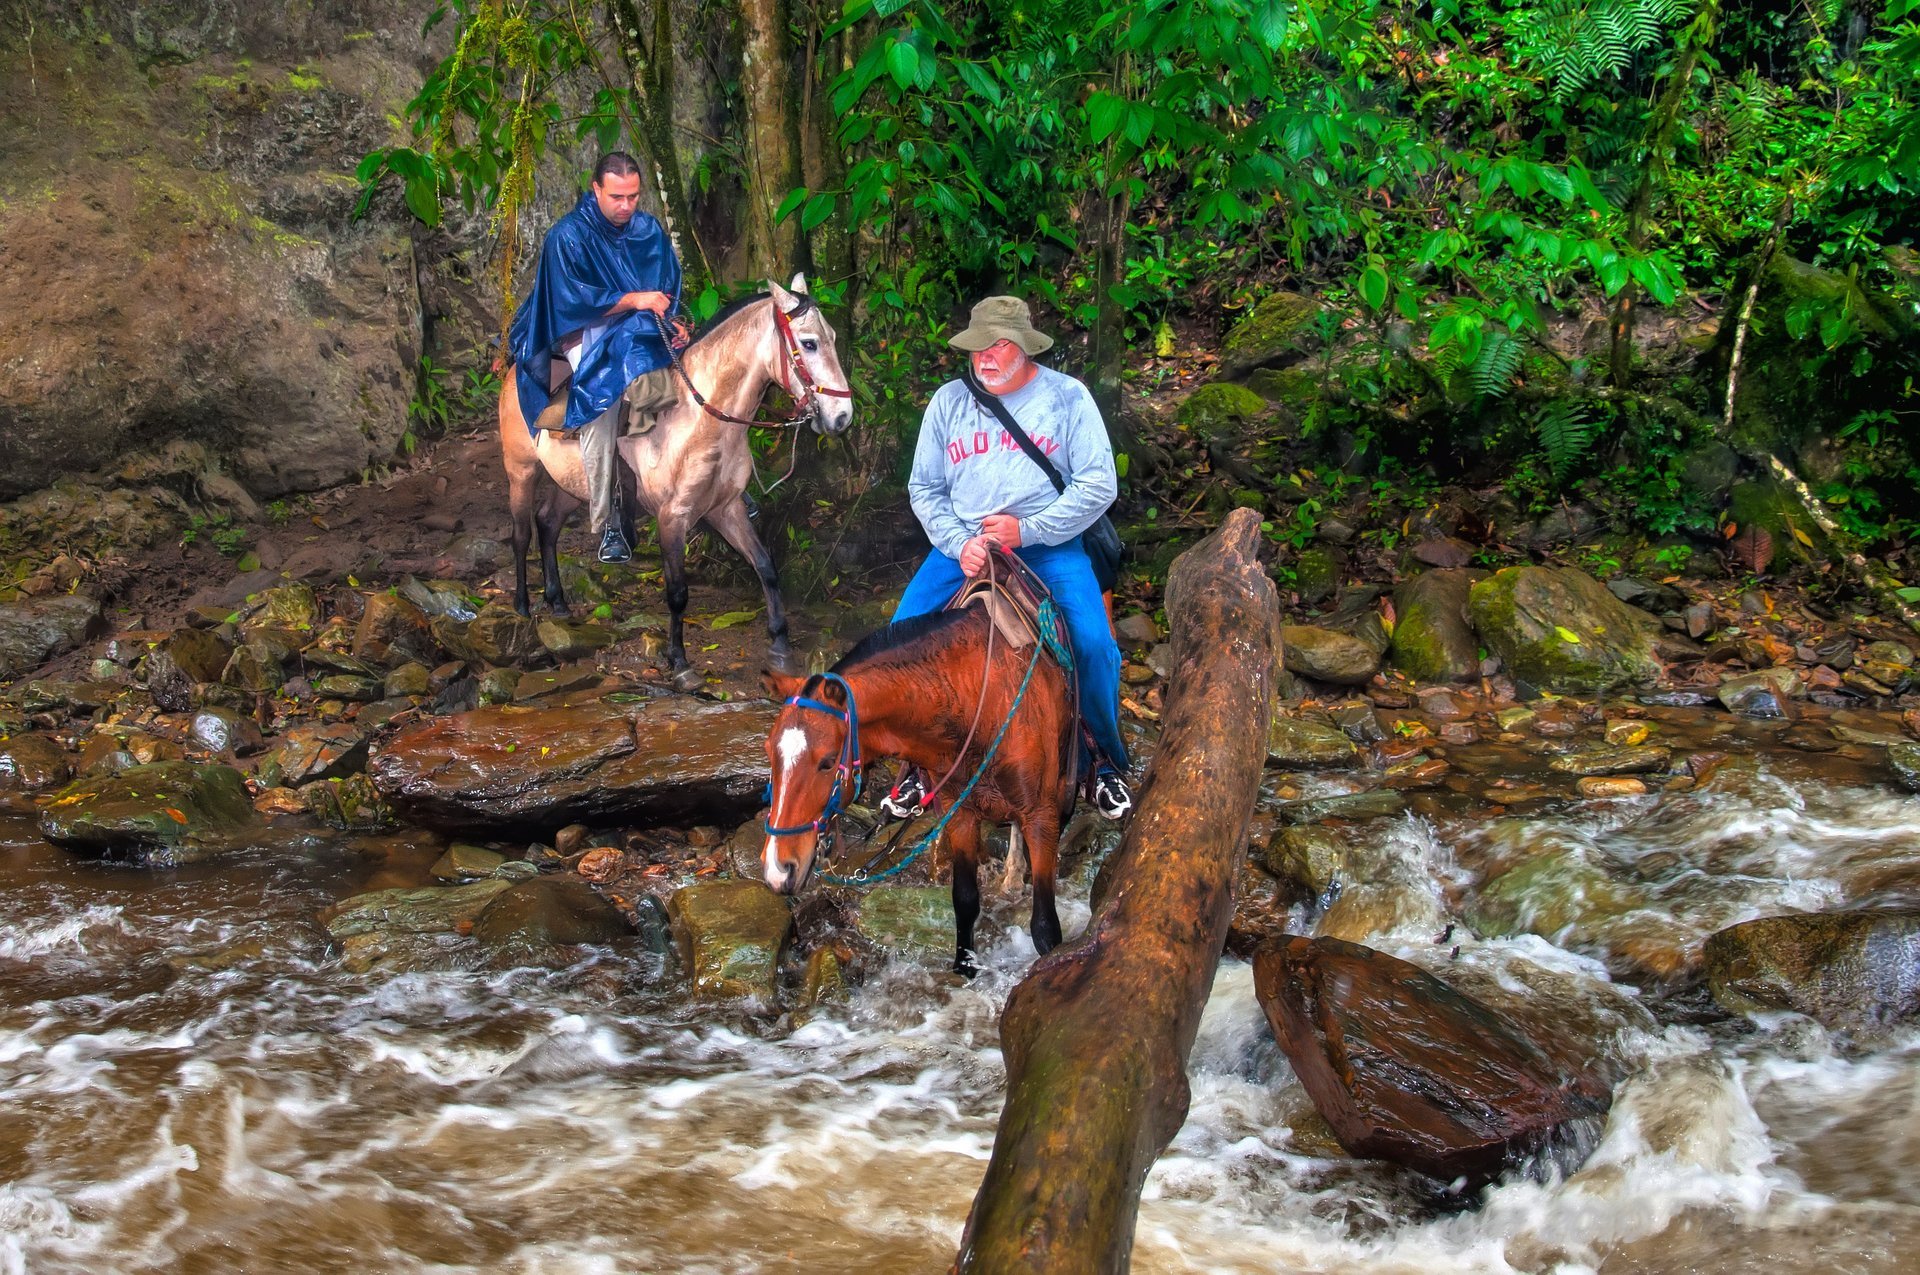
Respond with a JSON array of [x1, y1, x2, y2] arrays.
[[854, 886, 953, 960], [39, 761, 259, 864], [320, 878, 515, 975], [1254, 935, 1611, 1185], [369, 694, 778, 834], [473, 877, 632, 948], [1705, 910, 1920, 1032], [668, 879, 793, 1003]]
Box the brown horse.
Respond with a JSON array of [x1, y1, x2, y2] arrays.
[[761, 605, 1077, 973], [498, 275, 853, 689]]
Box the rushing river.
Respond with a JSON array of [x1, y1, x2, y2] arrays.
[[5, 742, 1920, 1273]]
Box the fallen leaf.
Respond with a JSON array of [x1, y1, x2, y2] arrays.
[[164, 807, 188, 823], [1555, 625, 1582, 644]]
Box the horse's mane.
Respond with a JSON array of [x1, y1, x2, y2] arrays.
[[832, 608, 976, 672], [689, 290, 818, 350]]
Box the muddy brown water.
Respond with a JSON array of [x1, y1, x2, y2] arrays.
[[6, 716, 1920, 1273]]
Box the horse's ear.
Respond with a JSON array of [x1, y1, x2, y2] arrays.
[[789, 272, 810, 295], [766, 277, 797, 312], [763, 667, 806, 702]]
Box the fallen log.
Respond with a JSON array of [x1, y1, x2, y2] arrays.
[[957, 506, 1281, 1273]]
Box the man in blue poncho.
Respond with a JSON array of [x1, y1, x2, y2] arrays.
[[508, 153, 683, 564]]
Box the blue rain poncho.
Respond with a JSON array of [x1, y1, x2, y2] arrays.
[[507, 189, 682, 434]]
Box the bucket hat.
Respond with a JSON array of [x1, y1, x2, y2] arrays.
[[948, 295, 1054, 355]]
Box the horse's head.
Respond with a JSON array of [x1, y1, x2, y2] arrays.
[[760, 669, 858, 895], [768, 274, 854, 438]]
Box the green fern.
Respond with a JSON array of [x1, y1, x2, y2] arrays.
[[1525, 0, 1696, 102], [1534, 401, 1597, 481], [1470, 330, 1525, 399]]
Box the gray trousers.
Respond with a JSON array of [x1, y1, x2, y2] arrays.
[[577, 401, 623, 537]]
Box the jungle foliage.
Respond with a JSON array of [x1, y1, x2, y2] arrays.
[[362, 0, 1920, 543]]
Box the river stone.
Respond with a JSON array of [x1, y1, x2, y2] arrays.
[[0, 733, 72, 790], [1468, 567, 1661, 694], [301, 774, 395, 832], [1277, 790, 1407, 825], [1391, 569, 1483, 683], [1704, 911, 1920, 1032], [222, 641, 286, 693], [166, 629, 234, 684], [537, 619, 617, 661], [322, 878, 514, 975], [189, 707, 266, 756], [0, 595, 105, 680], [1281, 626, 1380, 686], [1469, 847, 1648, 945], [1293, 547, 1340, 606], [472, 877, 632, 949], [385, 662, 432, 698], [854, 887, 953, 960], [1888, 743, 1920, 792], [428, 615, 482, 664], [140, 648, 197, 713], [276, 723, 369, 784], [1113, 612, 1160, 647], [466, 610, 541, 666], [1254, 936, 1612, 1184], [668, 879, 794, 1002], [432, 843, 508, 882], [1547, 744, 1672, 777], [1219, 290, 1322, 378], [1268, 715, 1360, 768], [1717, 667, 1803, 718], [1263, 827, 1346, 898], [239, 585, 320, 641], [369, 695, 778, 834], [1315, 880, 1445, 946], [399, 578, 483, 622], [350, 591, 432, 666], [1863, 641, 1914, 668], [513, 662, 603, 703], [38, 761, 258, 864]]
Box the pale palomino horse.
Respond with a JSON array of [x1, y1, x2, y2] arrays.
[[498, 275, 853, 690]]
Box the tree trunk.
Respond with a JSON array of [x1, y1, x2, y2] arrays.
[[800, 0, 854, 298], [606, 0, 712, 288], [956, 506, 1281, 1274], [740, 0, 804, 277], [1607, 0, 1720, 387]]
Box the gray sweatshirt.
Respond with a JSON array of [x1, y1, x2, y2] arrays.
[[907, 365, 1118, 560]]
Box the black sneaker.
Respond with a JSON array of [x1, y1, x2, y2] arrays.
[[598, 528, 633, 564], [880, 766, 929, 819], [1092, 768, 1133, 820]]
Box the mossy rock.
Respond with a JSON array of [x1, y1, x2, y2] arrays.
[[1726, 478, 1824, 571], [1176, 382, 1269, 438], [1468, 847, 1648, 944], [1293, 547, 1340, 606], [669, 879, 794, 1003], [1245, 365, 1322, 405], [1220, 291, 1323, 378], [1468, 566, 1661, 694], [38, 760, 259, 864], [1391, 569, 1483, 684], [854, 887, 953, 961]]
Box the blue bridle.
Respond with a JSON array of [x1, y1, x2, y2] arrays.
[[763, 672, 864, 839]]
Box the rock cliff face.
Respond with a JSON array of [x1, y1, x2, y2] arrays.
[[0, 3, 446, 504]]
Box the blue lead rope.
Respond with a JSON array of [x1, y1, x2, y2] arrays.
[[817, 597, 1060, 886]]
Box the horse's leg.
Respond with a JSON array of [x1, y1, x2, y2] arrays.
[[1021, 806, 1064, 957], [948, 811, 984, 976], [536, 484, 582, 617], [500, 385, 541, 619], [704, 497, 799, 675], [999, 823, 1026, 897], [659, 512, 703, 693], [508, 471, 538, 618]]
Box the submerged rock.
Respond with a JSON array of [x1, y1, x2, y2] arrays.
[[1547, 744, 1672, 776], [668, 879, 793, 1002], [432, 843, 508, 882], [472, 877, 632, 950], [1254, 935, 1612, 1184], [1704, 910, 1920, 1032], [1280, 625, 1380, 686], [39, 761, 258, 863], [369, 694, 777, 834], [321, 878, 514, 975], [0, 733, 72, 791], [854, 886, 953, 960], [1468, 566, 1661, 694], [1267, 715, 1360, 768]]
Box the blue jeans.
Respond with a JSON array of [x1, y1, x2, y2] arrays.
[[893, 537, 1129, 771]]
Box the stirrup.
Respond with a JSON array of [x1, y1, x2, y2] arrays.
[[880, 767, 929, 820]]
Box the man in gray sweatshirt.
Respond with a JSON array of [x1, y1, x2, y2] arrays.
[[883, 295, 1133, 820]]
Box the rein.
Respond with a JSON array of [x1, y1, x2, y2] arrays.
[[649, 301, 851, 432]]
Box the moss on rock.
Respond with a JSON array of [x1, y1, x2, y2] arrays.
[[1220, 291, 1322, 377], [1176, 382, 1270, 437]]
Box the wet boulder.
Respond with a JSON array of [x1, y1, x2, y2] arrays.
[[1717, 667, 1803, 719], [165, 629, 235, 684], [1547, 744, 1673, 777], [0, 594, 104, 679], [1280, 625, 1380, 686], [1253, 935, 1612, 1184], [369, 694, 778, 834], [0, 733, 72, 791], [351, 591, 432, 665], [1390, 569, 1484, 683], [189, 707, 266, 757], [274, 722, 369, 784], [668, 879, 793, 1002], [1267, 714, 1360, 768], [1219, 290, 1322, 378], [1468, 566, 1661, 694], [1888, 743, 1920, 792], [39, 760, 259, 864], [431, 843, 508, 882], [238, 585, 321, 641], [321, 878, 515, 975], [472, 877, 632, 951], [1704, 910, 1920, 1032]]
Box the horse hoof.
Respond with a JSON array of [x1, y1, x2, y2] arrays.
[[670, 666, 705, 694], [766, 648, 806, 677], [549, 604, 572, 620]]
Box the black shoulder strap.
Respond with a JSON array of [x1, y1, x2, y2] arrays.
[[962, 369, 1065, 494]]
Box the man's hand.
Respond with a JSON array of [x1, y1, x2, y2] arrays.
[[669, 318, 692, 349], [616, 290, 673, 317], [981, 513, 1022, 549], [959, 535, 994, 577]]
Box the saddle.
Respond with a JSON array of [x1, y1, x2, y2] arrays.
[[943, 554, 1070, 669]]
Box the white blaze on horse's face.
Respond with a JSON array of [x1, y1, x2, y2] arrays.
[[777, 726, 807, 775], [768, 274, 854, 437]]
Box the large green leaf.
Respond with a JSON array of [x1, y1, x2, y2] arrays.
[[886, 40, 920, 92], [1087, 91, 1127, 144]]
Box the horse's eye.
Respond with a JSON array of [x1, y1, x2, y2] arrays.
[[817, 756, 835, 771], [802, 339, 818, 353]]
